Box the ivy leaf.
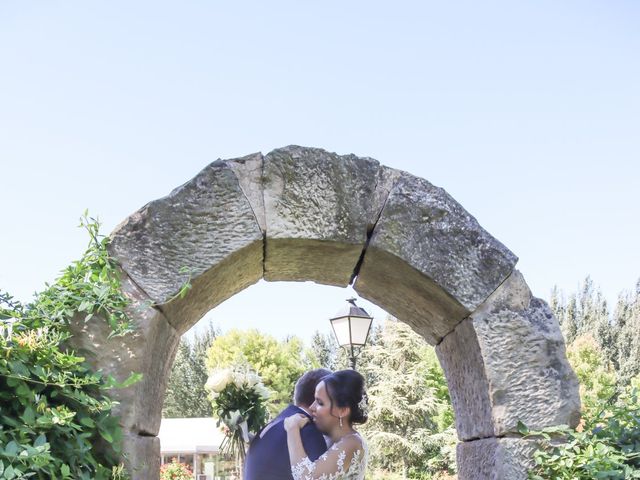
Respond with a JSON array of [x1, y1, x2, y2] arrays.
[[21, 406, 35, 425], [15, 383, 30, 398], [77, 301, 92, 313], [119, 372, 143, 389], [8, 361, 30, 377], [99, 430, 114, 443], [4, 441, 19, 456], [79, 417, 95, 428], [34, 434, 47, 448], [516, 421, 529, 435], [4, 465, 15, 480]]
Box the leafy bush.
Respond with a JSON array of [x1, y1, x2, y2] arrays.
[[526, 383, 640, 479], [159, 460, 192, 480], [566, 334, 618, 417], [0, 214, 139, 479]]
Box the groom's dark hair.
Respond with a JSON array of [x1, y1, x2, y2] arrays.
[[294, 368, 332, 407]]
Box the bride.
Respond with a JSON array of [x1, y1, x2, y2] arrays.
[[284, 370, 368, 480]]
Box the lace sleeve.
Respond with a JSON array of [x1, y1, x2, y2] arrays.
[[291, 435, 365, 480]]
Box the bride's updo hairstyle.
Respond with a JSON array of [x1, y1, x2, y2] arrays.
[[322, 369, 368, 425]]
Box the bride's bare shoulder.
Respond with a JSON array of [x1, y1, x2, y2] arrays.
[[338, 433, 364, 452]]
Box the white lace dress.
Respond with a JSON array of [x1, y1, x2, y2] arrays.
[[291, 432, 367, 480]]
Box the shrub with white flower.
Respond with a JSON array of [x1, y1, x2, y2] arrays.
[[205, 366, 270, 464]]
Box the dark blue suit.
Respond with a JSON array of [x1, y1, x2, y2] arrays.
[[244, 405, 327, 480]]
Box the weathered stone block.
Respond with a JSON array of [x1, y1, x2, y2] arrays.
[[436, 270, 580, 441], [436, 317, 494, 439], [357, 172, 518, 322], [122, 433, 161, 480], [263, 146, 395, 286], [457, 437, 538, 480], [355, 247, 469, 345], [108, 156, 264, 332], [224, 152, 265, 232], [66, 272, 180, 437], [469, 270, 581, 434]]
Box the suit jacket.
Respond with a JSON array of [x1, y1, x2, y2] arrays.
[[244, 404, 327, 480]]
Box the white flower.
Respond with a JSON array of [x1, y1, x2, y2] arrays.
[[254, 383, 271, 400], [206, 369, 233, 393], [232, 371, 247, 388], [246, 372, 261, 387]]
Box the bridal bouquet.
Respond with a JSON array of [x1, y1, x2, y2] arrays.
[[206, 367, 271, 463]]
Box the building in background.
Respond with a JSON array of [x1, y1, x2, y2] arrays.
[[159, 417, 236, 479]]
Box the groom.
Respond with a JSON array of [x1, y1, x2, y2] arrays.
[[244, 368, 331, 480]]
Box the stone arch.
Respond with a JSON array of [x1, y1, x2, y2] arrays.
[[67, 146, 580, 479]]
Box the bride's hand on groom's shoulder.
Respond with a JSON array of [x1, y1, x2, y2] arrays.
[[284, 413, 309, 432]]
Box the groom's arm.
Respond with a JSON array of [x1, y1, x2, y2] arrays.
[[300, 424, 328, 461]]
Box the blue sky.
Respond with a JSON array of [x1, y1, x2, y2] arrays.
[[1, 1, 638, 343]]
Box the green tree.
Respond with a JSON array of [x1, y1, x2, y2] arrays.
[[565, 333, 617, 417], [550, 286, 563, 323], [575, 276, 609, 335], [612, 281, 640, 383], [205, 329, 316, 413], [360, 317, 456, 478], [163, 322, 219, 418], [553, 277, 611, 346], [163, 341, 193, 418], [556, 276, 640, 387], [309, 330, 340, 371]]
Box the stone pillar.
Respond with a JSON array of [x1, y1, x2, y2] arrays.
[[436, 271, 580, 479], [66, 272, 180, 480]]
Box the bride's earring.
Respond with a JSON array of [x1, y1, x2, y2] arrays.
[[339, 416, 343, 428]]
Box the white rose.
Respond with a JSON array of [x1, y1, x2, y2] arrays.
[[232, 372, 247, 388], [206, 369, 233, 393]]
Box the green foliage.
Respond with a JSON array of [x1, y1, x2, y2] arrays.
[[526, 384, 640, 479], [609, 282, 640, 383], [32, 213, 135, 338], [0, 213, 140, 479], [205, 329, 315, 414], [163, 322, 219, 418], [309, 330, 342, 371], [359, 318, 456, 478], [551, 277, 608, 346], [552, 276, 640, 387], [532, 275, 640, 479], [566, 334, 617, 417]]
